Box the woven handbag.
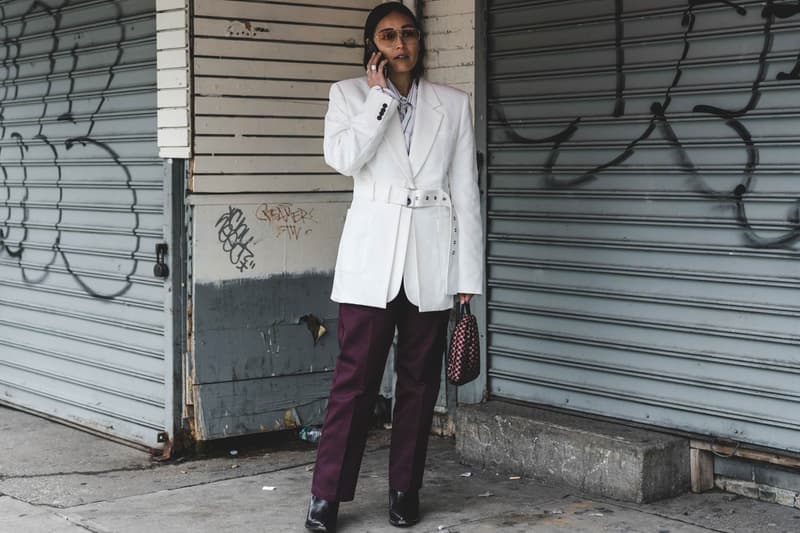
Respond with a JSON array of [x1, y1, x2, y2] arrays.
[[446, 303, 480, 386]]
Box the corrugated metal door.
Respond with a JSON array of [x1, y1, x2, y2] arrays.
[[484, 0, 800, 451], [0, 0, 168, 448]]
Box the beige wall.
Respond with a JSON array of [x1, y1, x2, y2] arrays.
[[421, 0, 476, 108], [188, 0, 380, 194], [156, 0, 477, 166]]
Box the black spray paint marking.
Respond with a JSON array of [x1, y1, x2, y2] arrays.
[[496, 0, 800, 248], [216, 206, 257, 272], [689, 0, 747, 15], [0, 0, 142, 298], [772, 1, 800, 80], [613, 0, 625, 117]]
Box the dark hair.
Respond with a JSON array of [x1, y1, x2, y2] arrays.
[[363, 2, 425, 79]]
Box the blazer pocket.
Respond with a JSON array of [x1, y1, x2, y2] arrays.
[[335, 208, 370, 273]]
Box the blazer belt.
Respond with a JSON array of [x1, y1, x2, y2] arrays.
[[355, 183, 450, 208]]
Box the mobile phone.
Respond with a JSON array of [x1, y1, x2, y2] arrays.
[[366, 39, 389, 78]]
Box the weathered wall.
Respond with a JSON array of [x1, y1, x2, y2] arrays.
[[186, 0, 478, 440], [185, 0, 383, 440], [190, 0, 372, 194], [190, 193, 353, 439]]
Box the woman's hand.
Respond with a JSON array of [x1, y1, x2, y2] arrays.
[[457, 293, 474, 304], [366, 52, 389, 89]]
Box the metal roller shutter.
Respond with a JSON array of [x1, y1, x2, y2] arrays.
[[0, 0, 168, 448], [484, 0, 800, 451]]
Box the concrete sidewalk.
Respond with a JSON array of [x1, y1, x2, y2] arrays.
[[1, 406, 798, 533]]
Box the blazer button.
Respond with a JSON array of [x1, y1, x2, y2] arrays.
[[406, 197, 411, 206], [377, 116, 382, 120]]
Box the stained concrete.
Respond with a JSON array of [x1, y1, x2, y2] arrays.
[[2, 406, 800, 533], [0, 407, 149, 478], [456, 401, 691, 503]]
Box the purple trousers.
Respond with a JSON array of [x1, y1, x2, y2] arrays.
[[311, 287, 451, 502]]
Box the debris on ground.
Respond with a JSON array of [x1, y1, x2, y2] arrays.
[[299, 425, 323, 444]]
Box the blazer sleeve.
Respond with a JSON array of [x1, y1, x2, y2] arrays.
[[323, 82, 399, 177], [448, 93, 485, 295]]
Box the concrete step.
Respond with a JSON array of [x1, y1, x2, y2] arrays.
[[455, 401, 691, 503]]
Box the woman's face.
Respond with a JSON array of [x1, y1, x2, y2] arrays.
[[373, 11, 420, 75]]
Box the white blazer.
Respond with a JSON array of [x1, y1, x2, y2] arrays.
[[324, 77, 484, 312]]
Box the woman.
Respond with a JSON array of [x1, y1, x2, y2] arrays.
[[305, 3, 483, 531]]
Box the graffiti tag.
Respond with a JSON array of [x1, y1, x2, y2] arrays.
[[256, 203, 317, 241], [495, 0, 800, 249], [0, 0, 143, 299], [216, 206, 256, 272]]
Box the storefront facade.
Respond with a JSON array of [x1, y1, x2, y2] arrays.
[[2, 0, 797, 463]]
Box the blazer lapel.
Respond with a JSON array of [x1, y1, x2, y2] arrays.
[[384, 111, 414, 185], [408, 79, 443, 178]]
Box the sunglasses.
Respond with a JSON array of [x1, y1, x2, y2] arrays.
[[374, 28, 421, 44]]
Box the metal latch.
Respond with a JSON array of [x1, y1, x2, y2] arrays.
[[153, 243, 169, 279]]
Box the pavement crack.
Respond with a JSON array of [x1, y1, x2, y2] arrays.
[[58, 516, 105, 533], [2, 465, 156, 480], [589, 497, 732, 533], [2, 493, 104, 531]]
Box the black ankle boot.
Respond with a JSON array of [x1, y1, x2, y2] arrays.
[[305, 495, 339, 533], [388, 488, 419, 527]]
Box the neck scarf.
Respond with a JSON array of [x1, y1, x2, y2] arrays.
[[387, 79, 418, 153]]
